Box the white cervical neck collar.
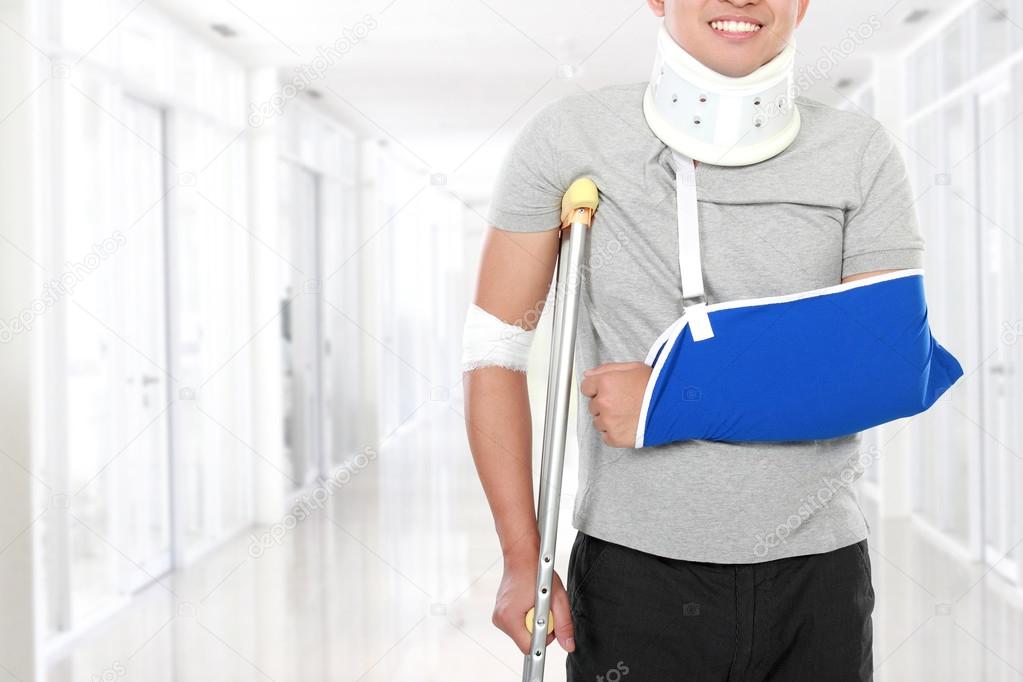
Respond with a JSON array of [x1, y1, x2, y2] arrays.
[[643, 23, 801, 167]]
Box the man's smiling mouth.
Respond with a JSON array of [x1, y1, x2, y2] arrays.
[[708, 18, 763, 37]]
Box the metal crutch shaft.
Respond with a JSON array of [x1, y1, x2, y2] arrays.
[[522, 179, 599, 682]]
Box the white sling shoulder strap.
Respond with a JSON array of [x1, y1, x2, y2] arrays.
[[672, 150, 714, 341]]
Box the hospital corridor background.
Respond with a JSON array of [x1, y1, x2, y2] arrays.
[[1, 0, 1022, 680]]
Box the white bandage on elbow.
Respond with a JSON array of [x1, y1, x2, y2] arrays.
[[461, 303, 536, 373]]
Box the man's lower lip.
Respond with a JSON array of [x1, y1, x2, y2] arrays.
[[709, 25, 761, 40]]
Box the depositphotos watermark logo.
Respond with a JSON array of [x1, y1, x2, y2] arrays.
[[89, 660, 126, 682], [596, 661, 630, 682], [512, 228, 632, 333], [752, 445, 879, 558], [1001, 320, 1023, 345], [248, 446, 379, 557], [248, 15, 378, 127], [0, 232, 127, 343]]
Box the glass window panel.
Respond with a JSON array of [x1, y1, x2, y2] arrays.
[[172, 115, 257, 556], [858, 86, 875, 117], [940, 99, 980, 546], [907, 41, 939, 113], [976, 84, 1021, 574], [974, 0, 1014, 73], [940, 18, 969, 92], [1013, 0, 1023, 50], [320, 180, 364, 467], [279, 161, 323, 487], [339, 131, 358, 183], [49, 79, 118, 636], [907, 107, 966, 541]]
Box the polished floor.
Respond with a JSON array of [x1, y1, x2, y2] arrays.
[[47, 401, 1023, 682]]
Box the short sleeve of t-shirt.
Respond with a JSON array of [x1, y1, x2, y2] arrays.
[[486, 104, 566, 232], [842, 123, 925, 278]]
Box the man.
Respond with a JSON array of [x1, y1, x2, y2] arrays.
[[463, 1, 920, 679]]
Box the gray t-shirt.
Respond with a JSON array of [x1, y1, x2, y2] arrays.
[[487, 81, 924, 564]]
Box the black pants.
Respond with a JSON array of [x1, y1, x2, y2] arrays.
[[566, 533, 875, 682]]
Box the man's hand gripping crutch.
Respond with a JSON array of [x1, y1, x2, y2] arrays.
[[520, 179, 599, 682]]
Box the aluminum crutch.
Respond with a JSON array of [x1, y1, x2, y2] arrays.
[[522, 178, 599, 682]]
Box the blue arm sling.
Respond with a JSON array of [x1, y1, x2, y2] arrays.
[[634, 153, 964, 448]]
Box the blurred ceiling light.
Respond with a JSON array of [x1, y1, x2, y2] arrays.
[[901, 9, 930, 24], [211, 23, 238, 38], [987, 4, 1009, 22]]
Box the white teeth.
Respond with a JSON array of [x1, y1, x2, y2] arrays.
[[710, 20, 761, 34]]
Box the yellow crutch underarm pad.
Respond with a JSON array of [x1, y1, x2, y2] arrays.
[[560, 178, 599, 227]]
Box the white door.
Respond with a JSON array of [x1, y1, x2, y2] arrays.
[[111, 96, 173, 590]]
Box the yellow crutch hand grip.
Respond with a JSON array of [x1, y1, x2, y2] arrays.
[[525, 607, 555, 635], [560, 177, 599, 228]]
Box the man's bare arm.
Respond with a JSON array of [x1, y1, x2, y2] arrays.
[[465, 225, 558, 555], [463, 225, 575, 654]]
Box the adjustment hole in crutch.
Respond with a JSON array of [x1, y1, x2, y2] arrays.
[[525, 607, 555, 635]]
